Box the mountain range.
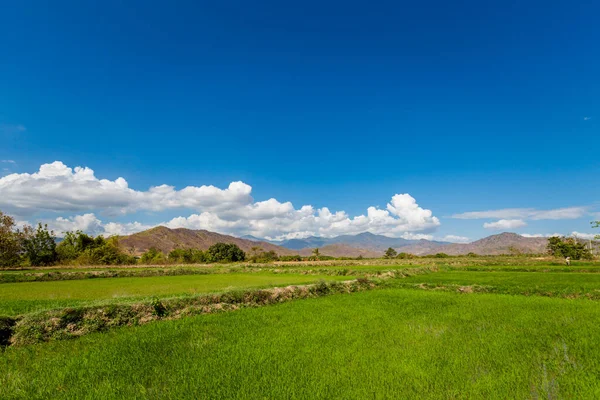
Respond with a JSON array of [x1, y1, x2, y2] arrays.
[[119, 227, 551, 257]]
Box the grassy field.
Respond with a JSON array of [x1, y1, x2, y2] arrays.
[[2, 288, 600, 399], [0, 273, 353, 316], [2, 258, 600, 399], [400, 270, 600, 298]]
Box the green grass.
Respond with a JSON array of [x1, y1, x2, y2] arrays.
[[0, 273, 353, 316], [400, 271, 600, 298], [2, 288, 600, 399]]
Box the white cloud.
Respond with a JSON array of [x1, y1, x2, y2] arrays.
[[521, 233, 562, 238], [0, 161, 253, 216], [40, 213, 152, 238], [522, 232, 598, 240], [442, 235, 470, 243], [5, 161, 441, 239], [571, 231, 598, 240], [583, 116, 592, 121], [483, 219, 527, 230], [164, 193, 440, 240], [400, 233, 434, 240], [50, 213, 105, 236], [1, 160, 16, 164], [452, 207, 587, 221]]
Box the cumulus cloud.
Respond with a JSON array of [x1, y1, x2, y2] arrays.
[[163, 194, 440, 240], [522, 232, 598, 240], [0, 161, 254, 216], [400, 233, 434, 240], [442, 235, 470, 243], [571, 231, 598, 240], [521, 233, 560, 238], [452, 207, 587, 221], [483, 219, 527, 230], [4, 161, 441, 239], [41, 213, 152, 238]]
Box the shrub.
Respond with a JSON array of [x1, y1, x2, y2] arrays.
[[249, 249, 279, 263], [396, 252, 415, 259], [141, 248, 167, 264], [434, 253, 450, 258], [279, 255, 302, 262], [168, 248, 208, 264], [207, 243, 246, 262]]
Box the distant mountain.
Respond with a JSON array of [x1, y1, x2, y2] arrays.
[[240, 235, 268, 242], [118, 228, 551, 258], [277, 232, 438, 251], [118, 226, 294, 256], [280, 232, 549, 256], [400, 233, 548, 256], [277, 236, 329, 250], [297, 244, 382, 258]]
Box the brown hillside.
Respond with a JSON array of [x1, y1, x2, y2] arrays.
[[297, 244, 381, 258], [118, 226, 295, 256], [400, 233, 548, 255]]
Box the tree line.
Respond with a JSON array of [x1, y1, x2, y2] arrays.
[[0, 210, 309, 267], [0, 210, 256, 267]]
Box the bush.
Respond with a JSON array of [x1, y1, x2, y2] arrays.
[[396, 252, 415, 259], [168, 248, 207, 264], [56, 232, 135, 265], [279, 255, 302, 262], [140, 248, 167, 264], [207, 243, 245, 263], [249, 249, 279, 263], [434, 253, 450, 258]]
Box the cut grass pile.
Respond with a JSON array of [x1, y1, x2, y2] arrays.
[[2, 288, 599, 399], [0, 273, 354, 316], [400, 271, 600, 299]]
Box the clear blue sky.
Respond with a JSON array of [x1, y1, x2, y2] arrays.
[[0, 1, 598, 241]]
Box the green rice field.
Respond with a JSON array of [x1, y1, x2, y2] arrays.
[[2, 258, 600, 399], [0, 273, 353, 316]]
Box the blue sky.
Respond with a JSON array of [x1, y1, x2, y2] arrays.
[[0, 0, 598, 241]]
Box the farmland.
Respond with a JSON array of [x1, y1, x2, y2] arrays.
[[0, 273, 355, 316], [2, 256, 600, 398]]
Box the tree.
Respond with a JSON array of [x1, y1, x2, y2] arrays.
[[207, 243, 246, 262], [384, 247, 397, 259], [21, 223, 57, 266], [593, 221, 600, 240], [312, 248, 320, 260], [0, 211, 22, 267], [249, 246, 263, 263], [56, 231, 135, 265], [169, 248, 193, 263], [141, 247, 166, 264], [547, 236, 592, 260], [168, 248, 207, 264]]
